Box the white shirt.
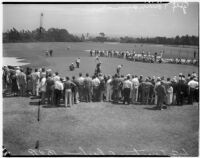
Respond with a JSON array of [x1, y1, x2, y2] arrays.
[[55, 81, 64, 91], [188, 80, 198, 89], [39, 77, 46, 92], [76, 58, 80, 63], [123, 80, 132, 89], [117, 65, 122, 69], [132, 77, 139, 88], [77, 76, 85, 86], [53, 75, 60, 82], [106, 79, 112, 88], [92, 77, 100, 87]]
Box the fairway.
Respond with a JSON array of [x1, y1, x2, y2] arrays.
[[3, 42, 199, 156], [3, 42, 198, 77]]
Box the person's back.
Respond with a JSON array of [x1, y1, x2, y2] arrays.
[[132, 77, 139, 88], [64, 80, 73, 90], [17, 71, 26, 85], [177, 79, 185, 93], [112, 77, 120, 90], [84, 77, 92, 88], [46, 76, 54, 89], [77, 76, 84, 86], [156, 84, 166, 97], [92, 77, 100, 87]]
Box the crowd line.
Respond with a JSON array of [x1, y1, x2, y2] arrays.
[[3, 61, 199, 110], [89, 49, 198, 65]]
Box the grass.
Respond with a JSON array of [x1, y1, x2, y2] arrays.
[[3, 42, 199, 156], [3, 97, 199, 156]]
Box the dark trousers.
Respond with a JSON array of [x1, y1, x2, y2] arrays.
[[157, 95, 165, 109], [54, 89, 61, 106], [78, 86, 84, 101], [123, 88, 130, 104], [72, 89, 78, 104], [93, 86, 99, 102], [188, 88, 195, 104], [85, 87, 91, 102], [76, 62, 80, 68], [46, 89, 53, 105], [113, 89, 119, 103], [177, 92, 184, 105]]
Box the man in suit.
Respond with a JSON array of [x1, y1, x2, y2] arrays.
[[111, 74, 121, 103], [176, 74, 186, 106], [155, 80, 167, 110]]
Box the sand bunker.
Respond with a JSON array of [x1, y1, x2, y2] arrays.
[[3, 57, 30, 66]]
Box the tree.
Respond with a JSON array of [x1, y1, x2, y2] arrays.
[[99, 32, 105, 37]]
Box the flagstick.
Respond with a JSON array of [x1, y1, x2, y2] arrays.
[[35, 99, 41, 150]]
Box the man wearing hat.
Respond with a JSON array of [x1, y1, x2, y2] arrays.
[[177, 73, 186, 106], [155, 80, 167, 110]]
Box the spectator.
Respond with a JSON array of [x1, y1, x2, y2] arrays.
[[54, 78, 64, 106], [64, 77, 75, 107]]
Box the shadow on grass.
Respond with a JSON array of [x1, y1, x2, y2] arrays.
[[42, 105, 66, 108], [3, 95, 17, 98], [30, 96, 41, 100], [144, 106, 159, 110], [29, 101, 40, 106]]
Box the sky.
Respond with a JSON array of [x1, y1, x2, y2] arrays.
[[3, 2, 199, 37]]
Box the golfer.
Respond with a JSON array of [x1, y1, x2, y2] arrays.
[[76, 58, 80, 68], [116, 64, 123, 76]]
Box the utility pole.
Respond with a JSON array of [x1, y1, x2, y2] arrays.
[[40, 13, 43, 33]]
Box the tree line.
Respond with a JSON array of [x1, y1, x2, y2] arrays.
[[3, 27, 199, 46]]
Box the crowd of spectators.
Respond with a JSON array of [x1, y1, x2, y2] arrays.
[[3, 64, 199, 110]]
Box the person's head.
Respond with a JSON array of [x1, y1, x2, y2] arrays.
[[48, 73, 52, 77], [127, 76, 130, 80], [72, 76, 75, 80], [86, 73, 89, 77], [79, 73, 82, 77], [114, 74, 118, 78], [16, 66, 20, 70], [167, 78, 170, 82], [157, 77, 161, 82], [42, 68, 45, 72], [35, 68, 38, 72], [66, 76, 69, 81], [55, 72, 59, 76], [60, 78, 63, 82]]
